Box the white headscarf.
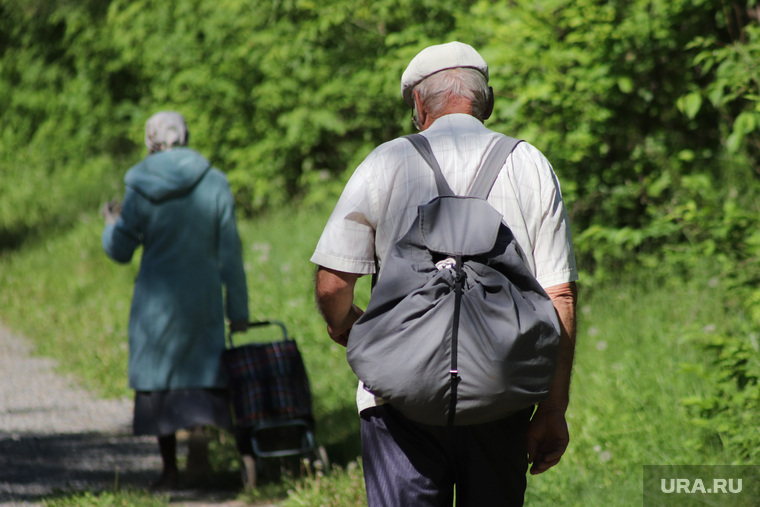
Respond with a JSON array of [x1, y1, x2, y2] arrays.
[[144, 111, 189, 153]]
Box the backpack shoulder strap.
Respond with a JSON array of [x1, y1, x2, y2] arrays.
[[467, 136, 523, 199], [404, 134, 454, 196]]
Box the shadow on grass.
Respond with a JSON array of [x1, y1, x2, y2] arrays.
[[315, 404, 363, 468]]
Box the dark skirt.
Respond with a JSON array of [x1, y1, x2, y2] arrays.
[[133, 388, 233, 437]]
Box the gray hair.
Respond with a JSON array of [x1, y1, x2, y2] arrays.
[[414, 68, 491, 122], [145, 111, 189, 153]]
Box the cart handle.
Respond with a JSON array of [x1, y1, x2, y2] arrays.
[[227, 320, 290, 348]]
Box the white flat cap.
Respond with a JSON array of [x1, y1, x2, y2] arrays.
[[400, 41, 489, 107]]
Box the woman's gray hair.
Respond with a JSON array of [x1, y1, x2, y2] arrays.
[[414, 68, 491, 122], [145, 111, 189, 153]]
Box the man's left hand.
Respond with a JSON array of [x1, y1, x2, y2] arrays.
[[526, 404, 569, 475]]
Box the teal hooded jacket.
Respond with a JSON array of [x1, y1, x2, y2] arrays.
[[102, 148, 249, 391]]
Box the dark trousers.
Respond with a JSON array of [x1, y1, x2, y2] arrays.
[[360, 404, 532, 507]]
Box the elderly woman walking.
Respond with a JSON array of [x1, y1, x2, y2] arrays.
[[102, 111, 249, 489]]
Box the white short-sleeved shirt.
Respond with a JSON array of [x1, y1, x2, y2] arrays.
[[310, 113, 578, 412]]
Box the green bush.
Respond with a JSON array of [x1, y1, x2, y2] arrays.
[[458, 0, 760, 279], [683, 265, 760, 463], [3, 0, 760, 269]]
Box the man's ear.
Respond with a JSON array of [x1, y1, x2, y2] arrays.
[[483, 86, 495, 121], [413, 89, 428, 129]]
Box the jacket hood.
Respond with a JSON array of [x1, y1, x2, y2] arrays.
[[125, 148, 210, 202]]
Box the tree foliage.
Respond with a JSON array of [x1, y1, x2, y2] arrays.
[[1, 0, 760, 272], [452, 0, 759, 277]]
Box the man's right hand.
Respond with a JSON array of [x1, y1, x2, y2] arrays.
[[314, 267, 362, 347], [326, 304, 364, 346]]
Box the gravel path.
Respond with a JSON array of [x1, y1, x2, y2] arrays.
[[0, 321, 258, 507]]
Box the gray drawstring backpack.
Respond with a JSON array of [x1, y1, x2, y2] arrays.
[[346, 134, 561, 426]]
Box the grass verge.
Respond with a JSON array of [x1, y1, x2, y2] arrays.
[[0, 205, 743, 506]]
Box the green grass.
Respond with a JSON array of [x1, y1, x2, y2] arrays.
[[524, 273, 733, 505], [42, 489, 169, 507], [0, 204, 741, 506]]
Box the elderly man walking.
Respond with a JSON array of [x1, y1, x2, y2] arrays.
[[312, 42, 578, 506]]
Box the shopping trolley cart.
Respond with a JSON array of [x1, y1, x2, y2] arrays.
[[222, 320, 327, 488]]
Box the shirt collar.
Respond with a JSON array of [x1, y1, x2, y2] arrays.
[[425, 113, 487, 135]]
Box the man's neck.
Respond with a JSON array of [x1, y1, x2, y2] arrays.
[[421, 102, 474, 130]]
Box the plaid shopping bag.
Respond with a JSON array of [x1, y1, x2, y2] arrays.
[[222, 339, 313, 427]]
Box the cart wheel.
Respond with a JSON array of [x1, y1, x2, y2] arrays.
[[240, 453, 257, 489], [303, 445, 330, 476], [316, 445, 330, 473]]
